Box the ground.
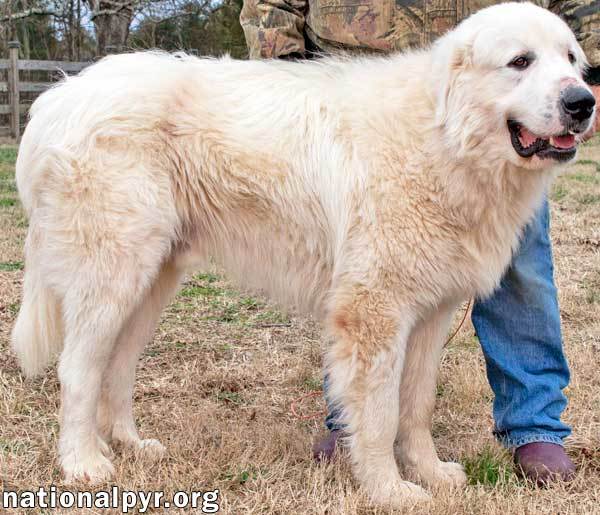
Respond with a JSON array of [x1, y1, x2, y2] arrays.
[[1, 138, 600, 514]]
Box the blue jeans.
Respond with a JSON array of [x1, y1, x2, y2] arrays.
[[324, 200, 571, 448]]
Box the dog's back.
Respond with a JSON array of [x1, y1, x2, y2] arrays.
[[13, 51, 364, 362]]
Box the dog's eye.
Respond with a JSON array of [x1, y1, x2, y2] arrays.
[[568, 51, 576, 65], [509, 55, 530, 69]]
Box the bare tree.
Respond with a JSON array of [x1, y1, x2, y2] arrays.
[[85, 0, 134, 55], [1, 0, 245, 59]]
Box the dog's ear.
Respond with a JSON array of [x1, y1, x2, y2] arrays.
[[432, 34, 474, 127]]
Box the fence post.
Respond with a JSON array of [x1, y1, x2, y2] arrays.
[[8, 41, 21, 141]]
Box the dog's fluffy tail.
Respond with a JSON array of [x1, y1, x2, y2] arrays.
[[11, 256, 63, 378]]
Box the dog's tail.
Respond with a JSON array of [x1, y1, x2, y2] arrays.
[[11, 248, 63, 378]]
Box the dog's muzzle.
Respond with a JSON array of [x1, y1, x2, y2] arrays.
[[560, 86, 596, 131]]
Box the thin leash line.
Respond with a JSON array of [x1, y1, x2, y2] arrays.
[[445, 298, 472, 347]]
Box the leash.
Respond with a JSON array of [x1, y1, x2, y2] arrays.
[[289, 299, 473, 420], [445, 298, 472, 347]]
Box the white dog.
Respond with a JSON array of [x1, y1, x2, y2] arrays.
[[11, 2, 595, 506]]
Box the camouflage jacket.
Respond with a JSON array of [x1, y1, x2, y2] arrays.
[[240, 0, 600, 73]]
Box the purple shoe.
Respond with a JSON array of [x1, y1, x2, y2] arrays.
[[312, 430, 342, 463], [514, 442, 576, 485]]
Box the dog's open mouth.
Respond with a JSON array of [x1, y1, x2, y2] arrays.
[[507, 120, 577, 162]]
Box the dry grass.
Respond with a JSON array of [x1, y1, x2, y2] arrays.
[[1, 138, 600, 514]]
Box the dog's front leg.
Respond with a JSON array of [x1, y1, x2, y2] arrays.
[[396, 302, 468, 489], [325, 291, 431, 507]]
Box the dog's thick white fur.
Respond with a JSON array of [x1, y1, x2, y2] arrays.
[[11, 2, 595, 506]]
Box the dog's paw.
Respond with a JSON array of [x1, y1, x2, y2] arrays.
[[436, 461, 468, 486], [366, 478, 432, 507], [109, 421, 166, 459], [135, 438, 166, 459], [406, 460, 467, 489], [360, 466, 432, 508], [61, 451, 115, 485]]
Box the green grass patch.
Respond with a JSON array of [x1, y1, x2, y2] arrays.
[[216, 390, 244, 405], [0, 179, 17, 194], [211, 302, 244, 323], [208, 300, 288, 325], [463, 448, 513, 487], [219, 466, 266, 485], [204, 294, 267, 324], [436, 383, 446, 398], [577, 159, 599, 167], [195, 272, 220, 283], [0, 146, 18, 165], [255, 309, 289, 325], [586, 289, 600, 304], [0, 197, 17, 207], [144, 347, 161, 357], [0, 164, 15, 178], [15, 214, 28, 228], [0, 261, 23, 271], [238, 296, 263, 310], [567, 172, 600, 184], [179, 284, 223, 297], [576, 193, 600, 205], [7, 302, 20, 315], [453, 334, 479, 351], [176, 271, 287, 326], [0, 438, 27, 455], [551, 184, 568, 202], [302, 375, 322, 391], [583, 275, 600, 304], [179, 272, 226, 298]]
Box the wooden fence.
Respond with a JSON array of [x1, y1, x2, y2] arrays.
[[0, 42, 91, 140]]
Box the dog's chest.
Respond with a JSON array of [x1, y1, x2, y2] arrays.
[[364, 189, 526, 305]]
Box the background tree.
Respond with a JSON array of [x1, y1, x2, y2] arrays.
[[0, 0, 248, 59], [85, 0, 134, 56]]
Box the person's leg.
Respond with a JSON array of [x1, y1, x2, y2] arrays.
[[324, 372, 345, 432], [312, 372, 345, 461], [472, 199, 574, 483]]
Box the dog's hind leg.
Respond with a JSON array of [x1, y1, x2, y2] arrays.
[[57, 253, 167, 484], [23, 142, 178, 483], [325, 290, 431, 507], [395, 302, 468, 489], [97, 259, 183, 456]]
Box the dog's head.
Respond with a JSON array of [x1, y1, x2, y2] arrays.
[[432, 2, 596, 169]]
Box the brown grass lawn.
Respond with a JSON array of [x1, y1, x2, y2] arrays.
[[1, 139, 600, 514]]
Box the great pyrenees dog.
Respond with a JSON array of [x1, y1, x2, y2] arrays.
[[11, 2, 596, 506]]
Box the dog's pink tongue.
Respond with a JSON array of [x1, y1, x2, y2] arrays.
[[552, 134, 576, 149], [519, 127, 539, 148]]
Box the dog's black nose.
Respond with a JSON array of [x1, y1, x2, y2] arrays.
[[561, 87, 596, 122]]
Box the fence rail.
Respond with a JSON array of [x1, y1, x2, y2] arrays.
[[0, 42, 91, 140], [0, 59, 90, 73], [0, 82, 55, 93]]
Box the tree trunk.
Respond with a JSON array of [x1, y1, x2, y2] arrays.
[[76, 0, 81, 61], [67, 0, 74, 60], [87, 0, 135, 56]]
